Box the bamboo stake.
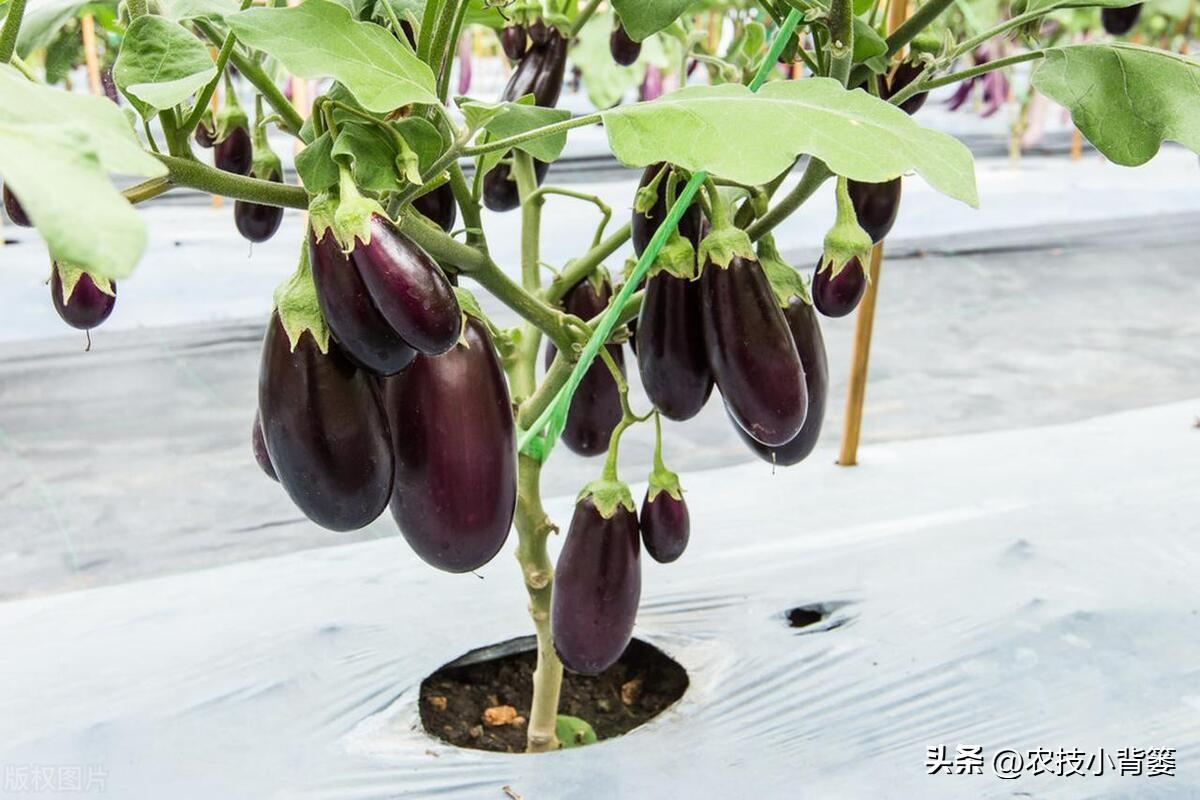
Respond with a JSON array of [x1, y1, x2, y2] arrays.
[[80, 15, 102, 96], [209, 46, 223, 209], [837, 0, 909, 466], [1070, 127, 1083, 161]]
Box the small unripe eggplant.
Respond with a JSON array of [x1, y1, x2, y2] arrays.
[[234, 169, 285, 243], [258, 314, 393, 531], [631, 163, 703, 257], [701, 255, 807, 447], [636, 273, 712, 421], [528, 18, 550, 46], [733, 298, 828, 466], [500, 25, 528, 60], [195, 121, 217, 149], [881, 62, 928, 115], [215, 125, 253, 175], [252, 412, 278, 481], [310, 228, 417, 376], [412, 182, 458, 233], [383, 317, 517, 573], [640, 488, 689, 564], [848, 177, 901, 244], [552, 492, 641, 675], [347, 214, 461, 355], [51, 265, 116, 331], [1102, 3, 1141, 34], [546, 275, 624, 457], [483, 160, 550, 212], [812, 256, 867, 318], [610, 22, 641, 66], [4, 185, 30, 227]]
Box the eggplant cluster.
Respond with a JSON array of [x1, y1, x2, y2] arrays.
[[256, 216, 517, 574], [482, 23, 568, 212]]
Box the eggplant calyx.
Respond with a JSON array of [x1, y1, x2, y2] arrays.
[[698, 224, 755, 271], [307, 193, 338, 243], [214, 102, 249, 144], [331, 168, 390, 254], [451, 286, 496, 348], [820, 176, 874, 279], [633, 164, 667, 215], [647, 465, 683, 503], [250, 147, 283, 184], [54, 261, 114, 304], [757, 234, 812, 307], [578, 477, 636, 519], [649, 228, 696, 281], [273, 246, 331, 353]]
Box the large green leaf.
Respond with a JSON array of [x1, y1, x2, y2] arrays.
[[0, 67, 164, 279], [1032, 43, 1200, 166], [611, 0, 693, 41], [464, 97, 571, 177], [160, 0, 239, 21], [602, 79, 978, 206], [15, 0, 114, 57], [227, 0, 437, 113], [113, 15, 217, 117]]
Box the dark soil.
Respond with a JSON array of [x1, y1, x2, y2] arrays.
[[419, 637, 689, 752]]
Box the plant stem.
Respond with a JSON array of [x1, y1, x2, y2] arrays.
[[462, 112, 603, 157], [826, 0, 855, 85], [746, 158, 833, 240], [182, 0, 254, 137], [436, 1, 470, 102], [157, 154, 310, 207], [127, 0, 148, 19], [195, 19, 305, 135], [0, 0, 28, 63], [123, 176, 172, 204], [448, 162, 488, 252], [528, 186, 612, 249], [569, 0, 603, 37], [885, 0, 955, 57], [544, 223, 631, 303], [890, 50, 1045, 108]]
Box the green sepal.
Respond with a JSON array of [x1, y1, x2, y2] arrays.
[[555, 715, 598, 749], [698, 224, 755, 270], [54, 261, 115, 304], [578, 477, 636, 519], [647, 463, 683, 502], [757, 234, 811, 307], [585, 264, 610, 297], [910, 29, 942, 56], [452, 286, 489, 348], [331, 168, 389, 253], [633, 164, 667, 215], [819, 177, 873, 279], [393, 133, 423, 186], [214, 98, 248, 143], [307, 192, 338, 242], [250, 142, 283, 183], [272, 245, 331, 354], [647, 227, 696, 280], [619, 256, 639, 284]]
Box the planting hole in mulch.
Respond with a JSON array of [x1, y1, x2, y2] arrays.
[[786, 605, 827, 629], [419, 636, 688, 753]]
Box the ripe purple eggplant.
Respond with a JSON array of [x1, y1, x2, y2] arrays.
[[636, 273, 712, 421], [610, 22, 641, 66], [383, 317, 516, 573], [1102, 4, 1142, 34], [552, 493, 641, 674], [257, 314, 393, 531], [412, 182, 458, 233], [482, 28, 567, 212], [848, 177, 901, 244], [215, 125, 253, 175], [51, 265, 116, 331], [346, 214, 461, 355], [528, 18, 550, 46], [546, 275, 624, 457], [631, 163, 703, 257], [309, 227, 417, 376], [4, 185, 30, 227], [252, 412, 278, 481], [881, 61, 928, 115], [234, 169, 285, 243], [733, 298, 828, 466], [701, 255, 807, 447], [640, 489, 689, 564], [500, 25, 528, 60], [812, 256, 867, 318]]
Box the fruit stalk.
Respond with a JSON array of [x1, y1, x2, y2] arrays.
[[0, 0, 27, 62]]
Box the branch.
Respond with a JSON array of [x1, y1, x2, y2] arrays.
[[462, 112, 603, 157], [891, 50, 1046, 109], [886, 0, 955, 57], [746, 158, 833, 240], [157, 155, 309, 208], [542, 223, 631, 303], [0, 0, 27, 63], [182, 0, 255, 137], [195, 19, 305, 135]]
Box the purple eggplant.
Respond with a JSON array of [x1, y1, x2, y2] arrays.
[[215, 125, 253, 175], [552, 495, 641, 674], [4, 185, 30, 227], [1102, 4, 1141, 34], [812, 256, 867, 318], [309, 227, 417, 376], [234, 168, 285, 243], [501, 25, 528, 60], [528, 18, 550, 46], [347, 214, 461, 355], [636, 273, 712, 421], [257, 314, 393, 531], [383, 317, 516, 573], [195, 120, 217, 149], [701, 255, 807, 447], [848, 177, 901, 244], [546, 275, 624, 457], [252, 412, 278, 481], [412, 182, 458, 233], [733, 298, 828, 466], [483, 159, 550, 212], [631, 163, 703, 257], [881, 61, 928, 115], [51, 267, 116, 331], [640, 490, 689, 564], [610, 22, 641, 66]]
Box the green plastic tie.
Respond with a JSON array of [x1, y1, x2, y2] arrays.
[[518, 9, 803, 461]]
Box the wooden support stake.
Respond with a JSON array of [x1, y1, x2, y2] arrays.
[[80, 15, 102, 96], [1070, 127, 1083, 161], [838, 243, 884, 466], [209, 46, 223, 209]]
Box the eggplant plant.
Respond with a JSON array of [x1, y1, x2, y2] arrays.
[[2, 0, 1198, 756]]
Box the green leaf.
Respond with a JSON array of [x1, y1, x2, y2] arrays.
[[227, 0, 438, 113], [332, 122, 406, 192], [471, 97, 571, 177], [0, 67, 165, 279], [853, 18, 887, 67], [1031, 44, 1200, 166], [160, 0, 239, 21], [295, 131, 339, 193], [15, 0, 106, 57], [555, 715, 598, 749], [611, 0, 692, 41], [602, 79, 978, 207], [113, 16, 217, 118], [569, 9, 679, 109]]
